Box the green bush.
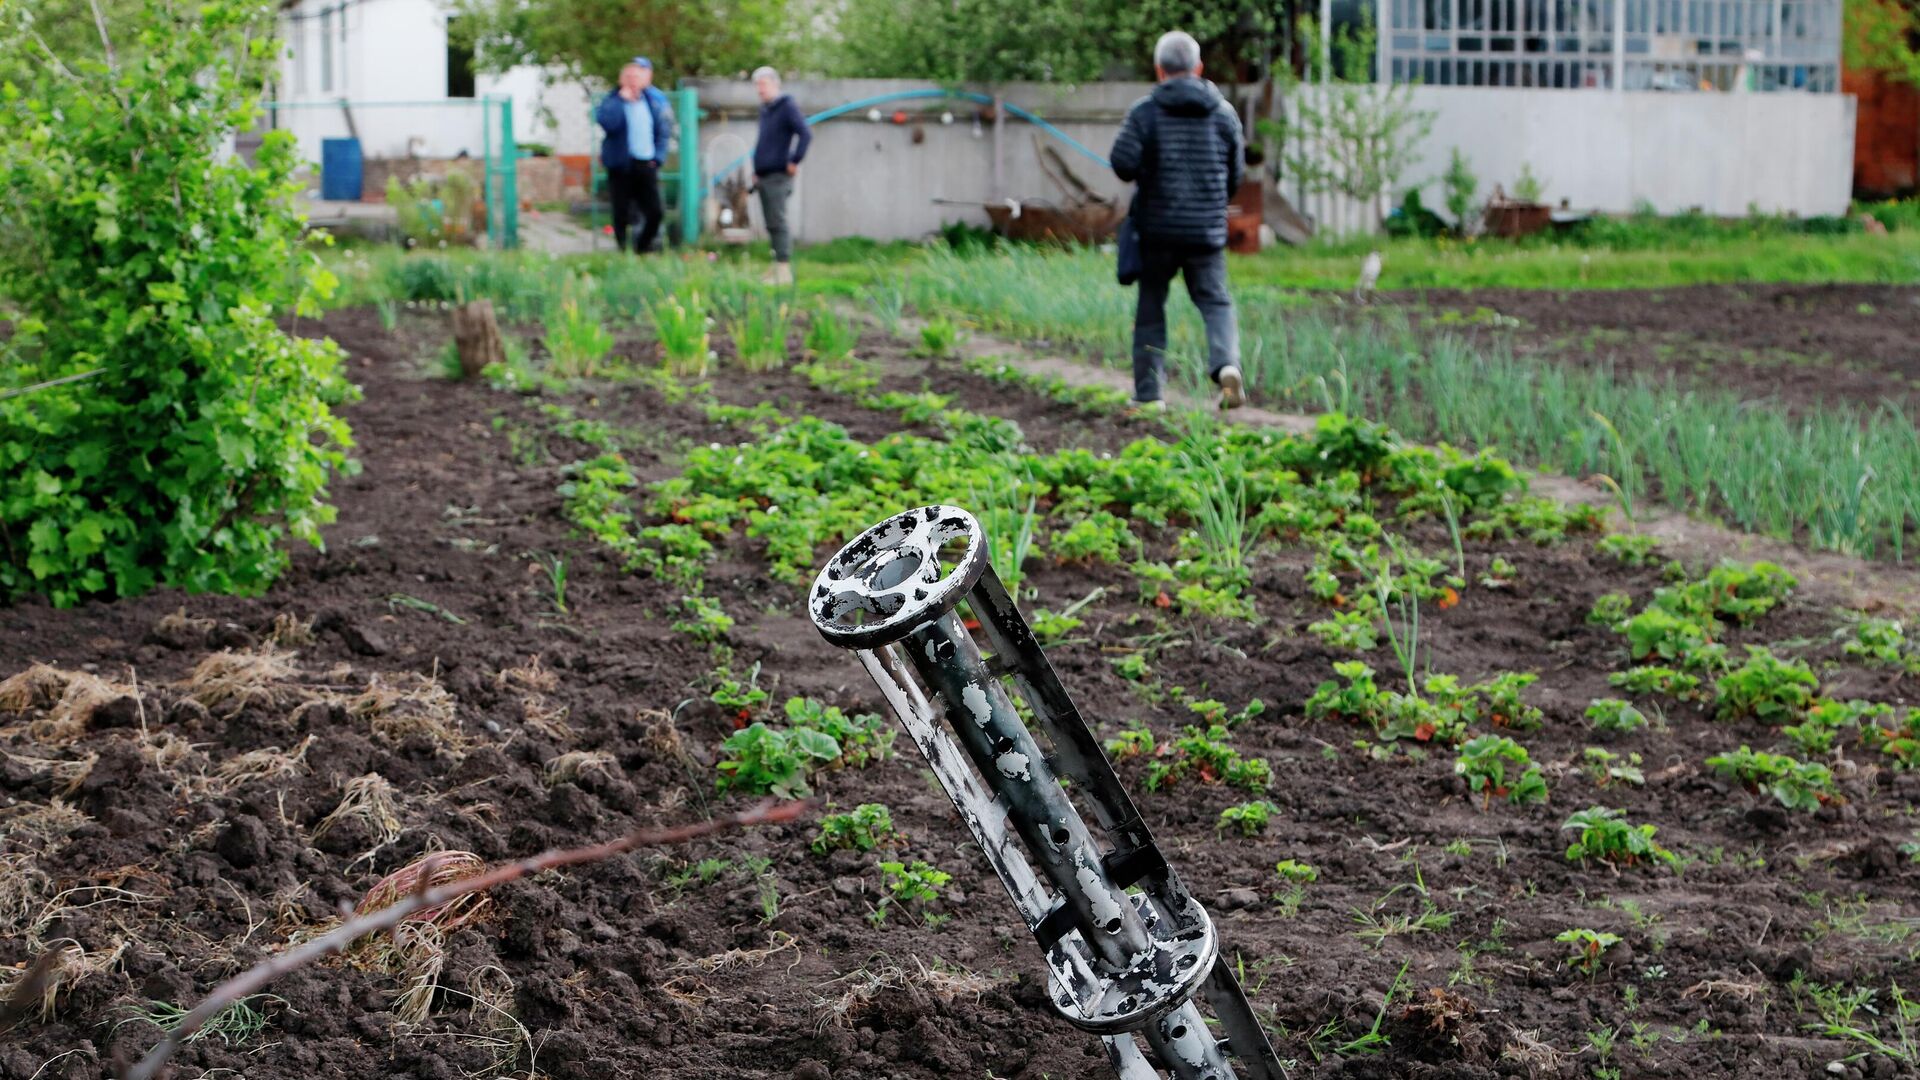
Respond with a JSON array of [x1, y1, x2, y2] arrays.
[[0, 0, 355, 606]]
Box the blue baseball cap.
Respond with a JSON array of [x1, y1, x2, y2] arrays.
[[631, 56, 653, 69]]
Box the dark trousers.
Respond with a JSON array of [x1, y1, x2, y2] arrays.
[[756, 172, 794, 262], [1131, 243, 1240, 403], [608, 161, 663, 253]]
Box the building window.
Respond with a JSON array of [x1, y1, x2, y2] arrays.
[[319, 6, 333, 94], [1381, 0, 1838, 90], [290, 19, 305, 95], [446, 16, 476, 98]]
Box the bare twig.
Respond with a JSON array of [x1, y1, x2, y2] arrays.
[[119, 799, 810, 1080]]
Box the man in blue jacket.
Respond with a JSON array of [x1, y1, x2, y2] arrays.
[[1110, 31, 1246, 411], [751, 66, 811, 285], [596, 57, 677, 254]]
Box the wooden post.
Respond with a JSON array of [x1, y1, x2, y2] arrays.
[[991, 93, 1005, 201], [450, 299, 505, 379]]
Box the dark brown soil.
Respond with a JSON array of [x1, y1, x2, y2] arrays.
[[3, 306, 1917, 1080], [1394, 284, 1920, 414]]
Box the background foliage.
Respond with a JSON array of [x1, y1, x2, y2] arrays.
[[0, 0, 356, 606]]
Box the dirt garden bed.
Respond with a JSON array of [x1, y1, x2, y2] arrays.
[[3, 305, 1918, 1080]]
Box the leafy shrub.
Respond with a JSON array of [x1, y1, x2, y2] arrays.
[[1704, 746, 1835, 811], [1714, 646, 1818, 723], [1454, 735, 1549, 805], [0, 0, 355, 606], [1562, 806, 1676, 868], [387, 169, 479, 247], [716, 722, 840, 798], [1585, 699, 1648, 736], [812, 803, 899, 854]]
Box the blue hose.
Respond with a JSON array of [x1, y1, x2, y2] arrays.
[[704, 88, 1111, 194]]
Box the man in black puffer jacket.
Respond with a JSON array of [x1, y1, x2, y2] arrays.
[[1111, 30, 1247, 411]]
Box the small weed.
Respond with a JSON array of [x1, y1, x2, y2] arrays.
[[1581, 747, 1645, 787], [1273, 859, 1318, 916], [115, 994, 283, 1047], [915, 316, 963, 357], [1557, 928, 1622, 976], [870, 860, 952, 925]]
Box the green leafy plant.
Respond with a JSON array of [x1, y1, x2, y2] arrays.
[[1581, 747, 1644, 787], [544, 281, 617, 378], [1784, 698, 1890, 755], [1585, 698, 1649, 736], [672, 594, 734, 643], [1608, 666, 1702, 700], [812, 803, 899, 854], [1028, 608, 1084, 643], [1218, 800, 1276, 837], [715, 722, 840, 798], [1705, 746, 1836, 812], [1714, 646, 1819, 723], [726, 295, 792, 372], [709, 665, 769, 722], [1188, 698, 1267, 729], [870, 860, 952, 925], [1596, 533, 1659, 566], [1104, 723, 1156, 759], [804, 307, 859, 362], [1479, 672, 1543, 730], [650, 289, 714, 377], [916, 315, 963, 357], [1563, 806, 1676, 868], [1144, 725, 1271, 792], [1111, 653, 1151, 682], [1556, 928, 1623, 976], [1309, 608, 1380, 651], [1454, 735, 1548, 806], [1588, 592, 1634, 628], [1049, 511, 1136, 565], [0, 0, 356, 607], [1441, 147, 1479, 229], [1843, 618, 1920, 673], [783, 696, 896, 768], [1273, 858, 1319, 916], [386, 168, 479, 247], [1862, 708, 1920, 768]]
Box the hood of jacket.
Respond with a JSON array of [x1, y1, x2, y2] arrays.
[[1151, 75, 1224, 117]]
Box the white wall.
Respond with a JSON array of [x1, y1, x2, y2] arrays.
[[276, 0, 484, 163], [1294, 85, 1857, 233], [690, 77, 1855, 242]]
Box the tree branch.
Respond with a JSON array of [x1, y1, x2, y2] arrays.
[[118, 799, 811, 1080]]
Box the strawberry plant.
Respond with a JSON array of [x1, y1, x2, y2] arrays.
[[0, 0, 356, 607], [1145, 725, 1272, 792], [870, 860, 952, 924], [1625, 608, 1718, 667], [1596, 534, 1659, 566], [1862, 708, 1920, 768], [812, 804, 900, 854], [1714, 647, 1818, 723], [1218, 801, 1276, 836], [915, 315, 964, 357], [1273, 859, 1319, 916], [1556, 928, 1623, 975], [1784, 699, 1891, 755], [1841, 618, 1920, 674], [710, 666, 769, 725], [783, 697, 896, 769], [672, 595, 735, 644], [1104, 724, 1156, 759], [1588, 593, 1634, 628], [1028, 608, 1084, 643], [1585, 699, 1649, 736], [1049, 512, 1136, 564], [1479, 672, 1543, 731], [1562, 807, 1677, 868], [1111, 653, 1151, 682], [1188, 698, 1267, 729], [1307, 661, 1387, 726], [1581, 747, 1645, 786], [1455, 736, 1549, 806], [1309, 608, 1381, 651], [1607, 666, 1702, 700], [715, 723, 840, 798], [1705, 746, 1835, 811]]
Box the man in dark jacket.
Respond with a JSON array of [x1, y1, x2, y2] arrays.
[[595, 57, 678, 254], [752, 66, 811, 285], [1110, 31, 1247, 410]]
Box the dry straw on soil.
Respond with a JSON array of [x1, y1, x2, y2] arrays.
[[0, 662, 137, 742], [181, 646, 302, 716], [350, 670, 465, 750]]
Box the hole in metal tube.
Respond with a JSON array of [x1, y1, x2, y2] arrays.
[[1168, 1024, 1188, 1040], [1103, 917, 1122, 934], [1050, 826, 1070, 847]]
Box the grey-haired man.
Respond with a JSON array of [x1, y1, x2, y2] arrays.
[[752, 66, 811, 285], [1110, 30, 1247, 411]]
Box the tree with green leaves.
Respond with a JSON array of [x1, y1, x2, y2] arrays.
[[0, 0, 356, 606], [826, 0, 1122, 83], [1279, 13, 1434, 230], [453, 0, 797, 83], [1846, 0, 1920, 87]]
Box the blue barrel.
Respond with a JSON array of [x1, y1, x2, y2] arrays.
[[320, 137, 363, 201]]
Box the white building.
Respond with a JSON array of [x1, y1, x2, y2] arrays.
[[272, 0, 597, 167]]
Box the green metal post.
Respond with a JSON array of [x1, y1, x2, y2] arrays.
[[499, 96, 519, 249], [675, 87, 699, 246]]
